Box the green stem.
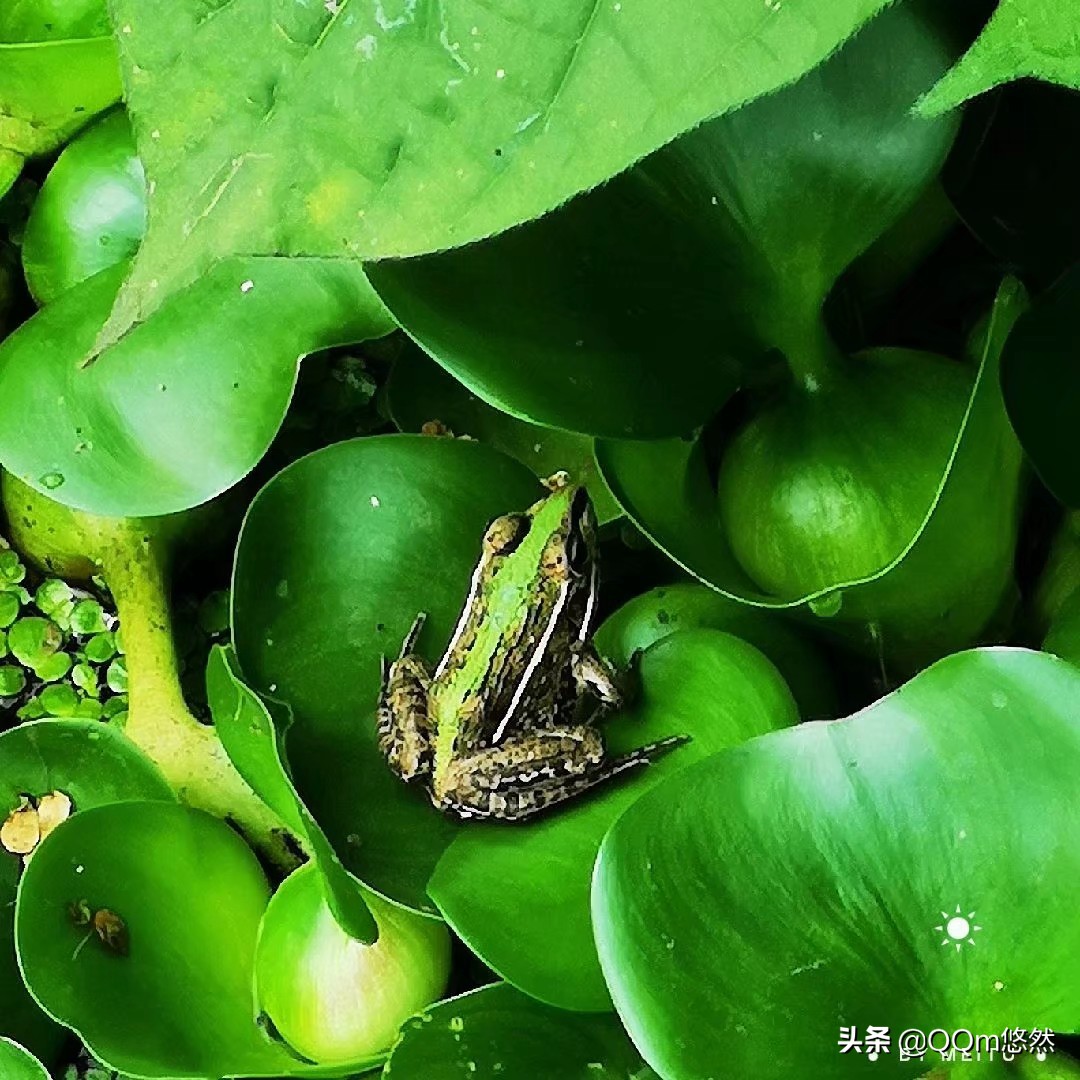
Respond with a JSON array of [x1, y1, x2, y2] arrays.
[[770, 301, 847, 395], [1, 474, 303, 871]]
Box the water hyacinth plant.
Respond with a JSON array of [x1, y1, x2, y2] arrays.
[[1, 1, 1080, 1078]]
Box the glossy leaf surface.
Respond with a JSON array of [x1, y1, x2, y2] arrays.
[[594, 648, 1080, 1079]]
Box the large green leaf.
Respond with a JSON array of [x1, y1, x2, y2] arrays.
[[207, 644, 378, 944], [1000, 267, 1080, 508], [596, 279, 1027, 671], [97, 0, 900, 351], [15, 801, 366, 1078], [593, 647, 1080, 1079], [0, 36, 120, 160], [0, 719, 175, 1062], [231, 435, 542, 912], [0, 1038, 49, 1080], [0, 258, 394, 516], [370, 0, 958, 437], [429, 629, 798, 1011], [920, 0, 1080, 115], [386, 346, 620, 523], [382, 983, 657, 1079]]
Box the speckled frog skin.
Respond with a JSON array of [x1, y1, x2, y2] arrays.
[[376, 477, 685, 821]]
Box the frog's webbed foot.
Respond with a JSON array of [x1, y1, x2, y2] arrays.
[[376, 614, 434, 782], [571, 645, 623, 711], [434, 726, 688, 822]]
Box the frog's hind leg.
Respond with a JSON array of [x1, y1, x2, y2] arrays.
[[436, 727, 688, 822], [377, 613, 433, 781]]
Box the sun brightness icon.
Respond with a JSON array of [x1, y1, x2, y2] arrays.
[[935, 905, 982, 952]]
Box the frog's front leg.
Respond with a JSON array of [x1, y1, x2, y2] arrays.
[[377, 614, 434, 782], [433, 726, 686, 821], [572, 644, 623, 709]]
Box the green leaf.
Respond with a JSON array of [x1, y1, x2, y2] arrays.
[[0, 37, 120, 159], [99, 0, 900, 352], [0, 1038, 49, 1080], [0, 719, 174, 1065], [15, 801, 332, 1079], [593, 582, 837, 720], [429, 629, 798, 1011], [369, 0, 957, 438], [0, 664, 26, 695], [0, 258, 394, 517], [1000, 266, 1080, 508], [8, 616, 62, 671], [21, 108, 145, 306], [383, 982, 657, 1079], [83, 632, 116, 663], [919, 0, 1080, 115], [0, 2, 109, 42], [207, 645, 378, 944], [387, 347, 620, 523], [0, 591, 19, 628], [593, 647, 1080, 1079], [232, 435, 542, 912], [596, 279, 1027, 671]]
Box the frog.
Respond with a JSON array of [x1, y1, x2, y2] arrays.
[[375, 474, 687, 822]]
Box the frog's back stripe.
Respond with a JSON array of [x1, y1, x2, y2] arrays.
[[490, 578, 571, 745], [435, 558, 489, 679]]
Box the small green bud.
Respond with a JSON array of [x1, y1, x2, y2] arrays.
[[102, 695, 128, 720], [36, 650, 74, 683], [70, 598, 109, 636], [35, 578, 76, 625], [0, 664, 27, 696], [0, 547, 26, 585], [38, 683, 79, 716], [73, 696, 104, 720], [72, 661, 99, 696], [83, 632, 116, 664], [106, 656, 128, 694], [0, 591, 19, 629]]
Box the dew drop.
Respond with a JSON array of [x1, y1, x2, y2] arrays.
[[808, 590, 842, 618], [40, 472, 65, 490], [449, 1016, 464, 1032]]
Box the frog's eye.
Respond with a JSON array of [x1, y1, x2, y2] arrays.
[[566, 488, 594, 574], [484, 513, 528, 555]]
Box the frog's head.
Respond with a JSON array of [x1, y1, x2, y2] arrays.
[[482, 479, 598, 590]]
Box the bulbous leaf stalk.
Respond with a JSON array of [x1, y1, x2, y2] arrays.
[[1, 471, 303, 869]]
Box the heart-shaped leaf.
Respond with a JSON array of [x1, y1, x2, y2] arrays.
[[429, 628, 798, 1011], [0, 258, 394, 516], [382, 982, 657, 1079], [0, 719, 174, 1061], [593, 647, 1080, 1079], [0, 1038, 49, 1080], [386, 346, 620, 523], [231, 435, 542, 912], [99, 0, 898, 351], [15, 800, 363, 1078], [207, 644, 378, 944], [368, 0, 957, 438], [920, 0, 1080, 115]]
